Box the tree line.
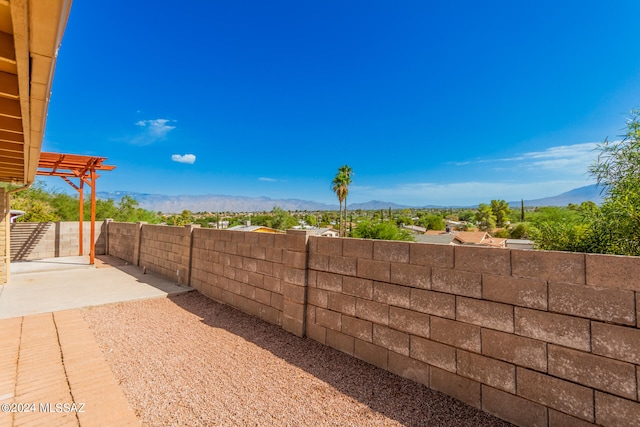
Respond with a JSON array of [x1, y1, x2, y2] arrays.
[[7, 184, 161, 224]]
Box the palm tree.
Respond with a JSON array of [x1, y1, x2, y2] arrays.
[[338, 165, 353, 235], [332, 171, 348, 237]]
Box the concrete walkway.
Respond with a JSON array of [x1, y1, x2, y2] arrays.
[[0, 255, 192, 319], [0, 310, 140, 426], [0, 255, 195, 426]]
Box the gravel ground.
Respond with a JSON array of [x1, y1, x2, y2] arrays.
[[82, 292, 513, 427]]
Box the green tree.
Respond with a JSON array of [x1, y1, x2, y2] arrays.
[[351, 219, 415, 241], [332, 169, 348, 237], [508, 223, 531, 239], [12, 198, 59, 222], [395, 215, 414, 227], [527, 206, 588, 251], [490, 199, 511, 227], [304, 214, 317, 227], [92, 199, 119, 220], [115, 195, 140, 222], [475, 204, 496, 231], [320, 211, 337, 227], [50, 193, 79, 220], [417, 213, 445, 230], [178, 210, 194, 225], [270, 206, 297, 230], [459, 210, 475, 222], [529, 221, 589, 252], [530, 111, 640, 254], [338, 165, 353, 236], [582, 111, 640, 255]]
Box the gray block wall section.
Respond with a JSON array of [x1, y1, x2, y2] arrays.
[[10, 221, 106, 261], [106, 221, 640, 427]]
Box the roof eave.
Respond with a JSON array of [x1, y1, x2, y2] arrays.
[[11, 0, 72, 185]]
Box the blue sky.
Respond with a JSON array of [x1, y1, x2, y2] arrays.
[[41, 1, 640, 206]]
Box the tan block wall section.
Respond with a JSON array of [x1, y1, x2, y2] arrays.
[[189, 229, 310, 334], [106, 221, 138, 263], [103, 225, 640, 427], [11, 221, 106, 261], [138, 224, 193, 285], [306, 236, 640, 427]]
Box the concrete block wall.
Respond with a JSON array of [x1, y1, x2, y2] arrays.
[[104, 221, 640, 427], [58, 222, 107, 257], [10, 221, 106, 261], [305, 238, 640, 427], [106, 221, 138, 263], [137, 224, 193, 285], [190, 228, 308, 336]]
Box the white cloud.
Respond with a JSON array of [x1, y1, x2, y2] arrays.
[[131, 119, 176, 145], [259, 177, 278, 182], [518, 142, 600, 172], [453, 142, 601, 174], [171, 154, 196, 164]]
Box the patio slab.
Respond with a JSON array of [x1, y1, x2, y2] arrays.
[[0, 255, 193, 320]]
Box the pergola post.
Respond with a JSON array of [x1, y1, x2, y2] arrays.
[[90, 168, 97, 264], [78, 178, 84, 256]]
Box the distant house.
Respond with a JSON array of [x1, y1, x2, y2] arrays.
[[505, 239, 534, 250], [452, 231, 506, 248], [416, 230, 507, 248], [227, 225, 284, 234], [415, 230, 455, 245], [307, 228, 339, 238], [209, 220, 230, 229], [402, 224, 427, 233]]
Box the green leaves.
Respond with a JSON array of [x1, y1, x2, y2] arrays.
[[9, 181, 161, 224], [530, 110, 640, 255], [475, 203, 496, 231], [351, 219, 415, 241], [332, 165, 353, 237]]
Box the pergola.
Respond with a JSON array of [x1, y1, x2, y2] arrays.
[[37, 152, 115, 264]]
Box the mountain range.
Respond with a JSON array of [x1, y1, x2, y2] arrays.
[[97, 184, 605, 213], [507, 184, 605, 208]]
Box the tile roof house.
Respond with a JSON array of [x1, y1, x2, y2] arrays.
[[307, 227, 340, 237], [452, 231, 507, 248], [227, 225, 285, 234]]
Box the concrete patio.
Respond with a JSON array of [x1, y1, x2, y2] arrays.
[[0, 255, 193, 319]]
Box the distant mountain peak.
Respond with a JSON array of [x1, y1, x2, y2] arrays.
[[509, 184, 605, 207]]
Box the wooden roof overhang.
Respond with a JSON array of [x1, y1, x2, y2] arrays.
[[0, 0, 72, 185], [37, 152, 115, 264], [0, 0, 72, 283]]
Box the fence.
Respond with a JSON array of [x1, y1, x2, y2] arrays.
[[105, 221, 640, 427], [10, 221, 106, 261]]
